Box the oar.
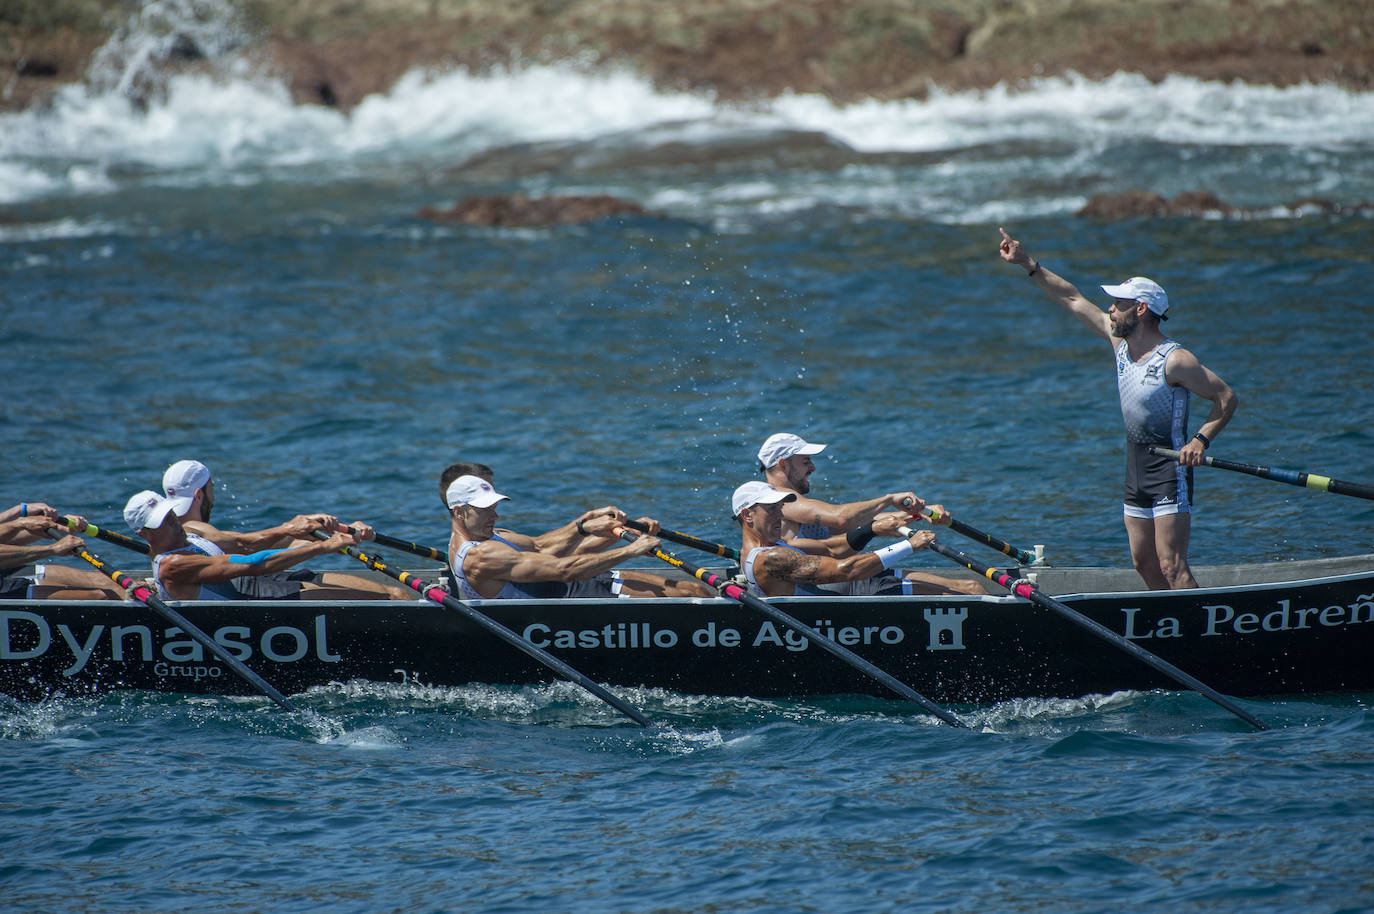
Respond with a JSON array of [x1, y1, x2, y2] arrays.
[[345, 527, 445, 562], [1150, 446, 1374, 502], [71, 539, 298, 712], [900, 523, 1269, 731], [624, 519, 741, 561], [627, 510, 1038, 568], [312, 531, 650, 727], [618, 529, 965, 727], [60, 515, 150, 555], [901, 499, 1037, 565]]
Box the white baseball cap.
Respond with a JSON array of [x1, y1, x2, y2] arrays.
[[757, 432, 826, 468], [731, 481, 798, 517], [445, 474, 510, 509], [1101, 276, 1169, 319], [162, 459, 211, 514], [124, 489, 178, 533]]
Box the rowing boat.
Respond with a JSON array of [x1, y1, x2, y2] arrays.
[[3, 553, 1371, 704]]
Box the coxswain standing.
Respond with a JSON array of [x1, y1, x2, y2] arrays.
[[998, 227, 1239, 589]]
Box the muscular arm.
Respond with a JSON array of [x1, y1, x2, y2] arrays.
[[1167, 347, 1240, 466], [1, 503, 63, 527], [159, 534, 354, 586], [183, 513, 341, 553], [759, 548, 884, 588], [999, 227, 1113, 344], [782, 493, 898, 533], [0, 519, 44, 546], [786, 532, 858, 558], [790, 507, 933, 557], [493, 528, 540, 550], [754, 529, 936, 596], [0, 534, 86, 566], [528, 520, 594, 556], [528, 507, 632, 556], [463, 534, 659, 588], [0, 506, 66, 542]]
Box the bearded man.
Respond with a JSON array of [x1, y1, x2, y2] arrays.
[[998, 227, 1238, 589]]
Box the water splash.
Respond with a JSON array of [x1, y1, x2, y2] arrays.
[[85, 0, 252, 105], [2, 3, 1371, 215]]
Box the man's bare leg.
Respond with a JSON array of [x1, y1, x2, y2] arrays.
[[308, 573, 417, 600], [617, 570, 712, 598], [901, 571, 988, 596], [34, 566, 127, 600], [1123, 514, 1171, 590], [1152, 512, 1198, 589]]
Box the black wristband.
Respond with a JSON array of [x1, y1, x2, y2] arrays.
[[846, 522, 876, 551], [1193, 432, 1210, 449], [576, 518, 588, 536], [1027, 261, 1041, 278]]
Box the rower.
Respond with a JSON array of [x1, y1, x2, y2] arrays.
[[756, 433, 985, 595], [733, 481, 939, 598], [444, 474, 707, 599], [0, 502, 124, 600], [438, 462, 711, 598], [127, 489, 411, 601], [161, 459, 405, 600]]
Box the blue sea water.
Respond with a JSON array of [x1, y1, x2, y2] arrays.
[[4, 3, 1374, 911]]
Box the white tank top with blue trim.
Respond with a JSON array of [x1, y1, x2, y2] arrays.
[[1116, 339, 1190, 446]]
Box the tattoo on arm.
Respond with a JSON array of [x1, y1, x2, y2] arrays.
[[765, 549, 824, 584]]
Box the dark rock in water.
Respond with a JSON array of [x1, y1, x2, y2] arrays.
[[417, 194, 656, 227], [1077, 190, 1374, 220], [1076, 191, 1174, 219], [1077, 190, 1235, 219], [1169, 191, 1235, 216]]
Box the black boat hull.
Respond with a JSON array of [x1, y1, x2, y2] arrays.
[[4, 564, 1372, 703]]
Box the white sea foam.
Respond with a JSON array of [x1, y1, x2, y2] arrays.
[[768, 73, 1374, 152], [3, 33, 1371, 209], [0, 217, 127, 242]]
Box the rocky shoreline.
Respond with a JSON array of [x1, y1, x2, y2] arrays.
[[4, 0, 1371, 114]]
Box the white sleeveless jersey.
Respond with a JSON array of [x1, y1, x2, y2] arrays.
[[152, 531, 243, 600], [1116, 339, 1189, 446], [743, 542, 828, 598], [451, 534, 546, 600]]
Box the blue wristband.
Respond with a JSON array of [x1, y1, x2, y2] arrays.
[[20, 503, 28, 517], [228, 548, 290, 565]]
